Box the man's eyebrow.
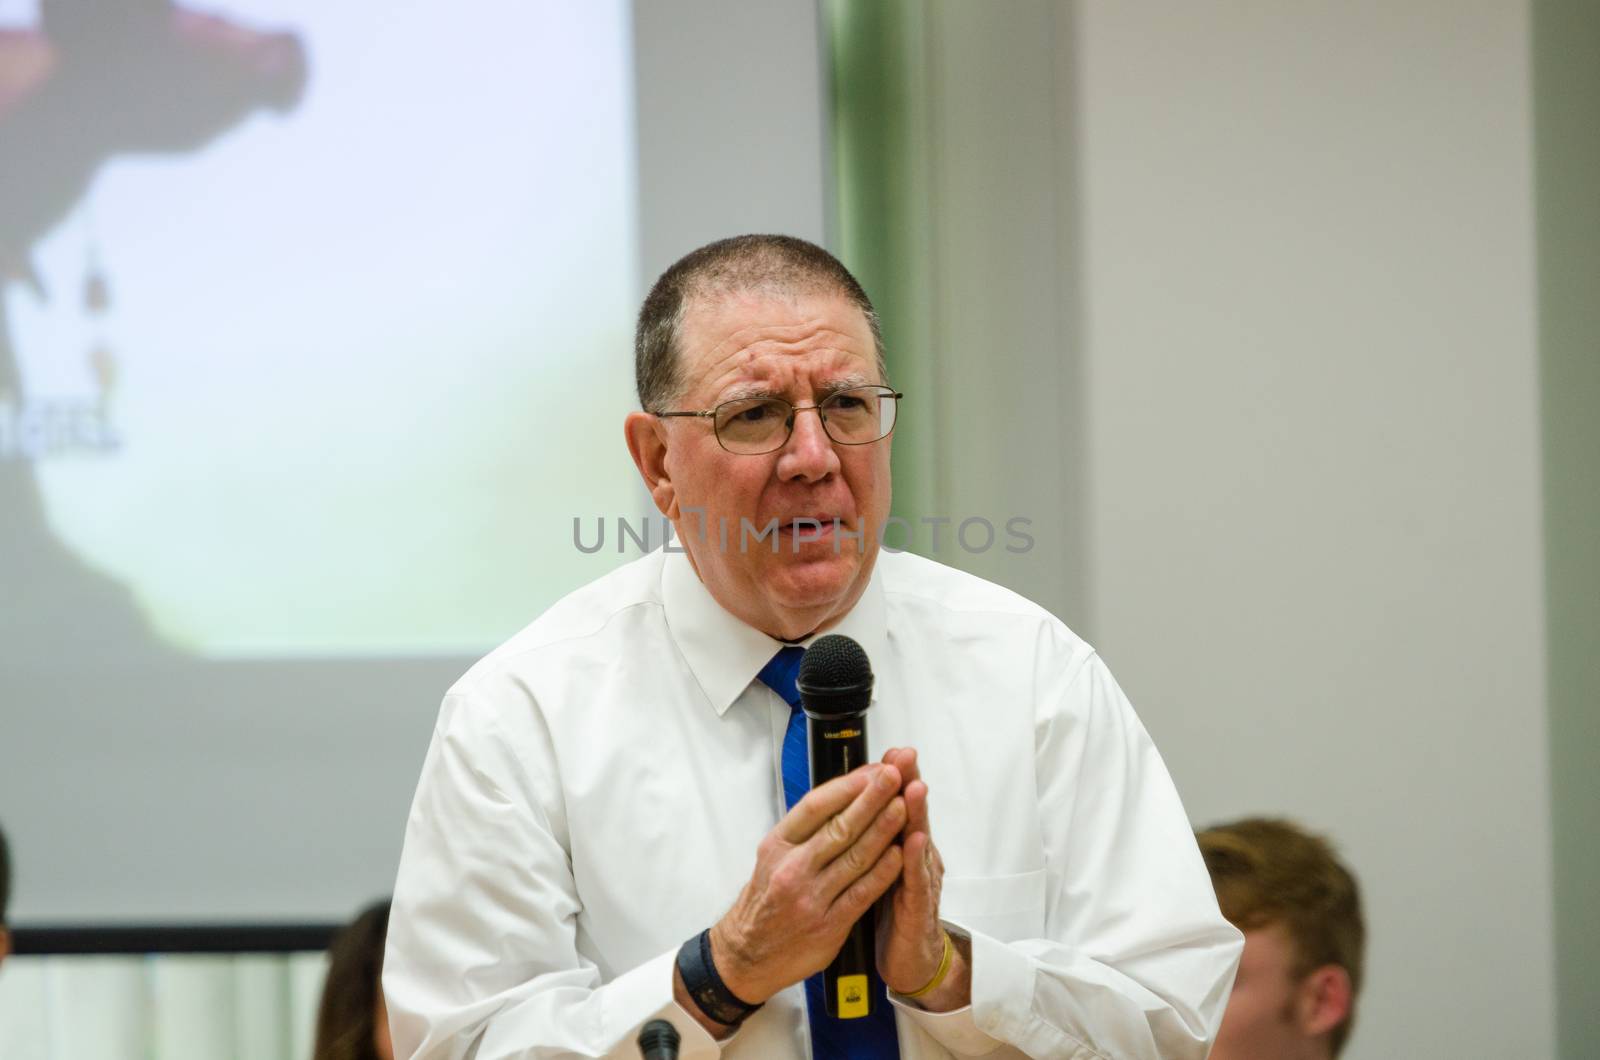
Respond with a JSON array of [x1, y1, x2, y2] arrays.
[[817, 375, 873, 396], [714, 376, 873, 405], [716, 382, 780, 404]]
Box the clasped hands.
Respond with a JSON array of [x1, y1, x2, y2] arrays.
[[689, 747, 968, 1032]]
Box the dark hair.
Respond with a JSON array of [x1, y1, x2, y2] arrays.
[[634, 234, 886, 412], [312, 899, 391, 1060], [1197, 817, 1365, 1057], [0, 820, 10, 925]]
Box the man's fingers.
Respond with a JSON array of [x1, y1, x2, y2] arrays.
[[800, 764, 901, 866], [899, 830, 936, 915], [817, 796, 906, 899], [882, 746, 920, 785], [903, 829, 925, 885], [899, 747, 920, 782], [905, 778, 931, 837], [833, 842, 904, 922], [887, 750, 928, 840], [776, 764, 895, 844]]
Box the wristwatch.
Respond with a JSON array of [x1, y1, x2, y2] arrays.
[[676, 929, 763, 1027]]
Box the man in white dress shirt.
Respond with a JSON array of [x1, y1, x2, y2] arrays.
[[385, 235, 1241, 1059]]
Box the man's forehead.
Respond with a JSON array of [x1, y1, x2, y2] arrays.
[[1241, 922, 1304, 975], [682, 287, 870, 344], [677, 288, 876, 389]]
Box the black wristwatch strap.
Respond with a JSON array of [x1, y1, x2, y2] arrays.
[[676, 929, 762, 1027]]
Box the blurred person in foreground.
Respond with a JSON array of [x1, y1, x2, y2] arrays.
[[1198, 818, 1365, 1060], [0, 821, 10, 967], [386, 234, 1241, 1058], [314, 899, 393, 1060]]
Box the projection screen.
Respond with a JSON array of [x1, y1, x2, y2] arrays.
[[0, 0, 829, 925]]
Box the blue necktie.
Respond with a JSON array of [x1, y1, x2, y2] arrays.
[[758, 647, 902, 1060]]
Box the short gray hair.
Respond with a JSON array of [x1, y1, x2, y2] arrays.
[[634, 234, 887, 411]]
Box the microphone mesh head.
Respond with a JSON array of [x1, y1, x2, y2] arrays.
[[637, 1020, 680, 1055], [798, 633, 873, 692]]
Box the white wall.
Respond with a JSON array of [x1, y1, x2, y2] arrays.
[[1069, 2, 1554, 1056], [633, 0, 829, 285], [848, 2, 1558, 1055]]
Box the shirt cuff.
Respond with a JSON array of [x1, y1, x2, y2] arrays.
[[955, 923, 1108, 1060], [887, 993, 1006, 1057], [884, 924, 1011, 1058], [601, 947, 732, 1059], [966, 923, 1044, 1051]]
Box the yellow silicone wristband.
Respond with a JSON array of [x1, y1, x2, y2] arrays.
[[903, 931, 955, 999]]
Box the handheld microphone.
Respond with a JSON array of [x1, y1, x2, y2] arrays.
[[636, 1019, 680, 1060], [797, 633, 879, 1020]]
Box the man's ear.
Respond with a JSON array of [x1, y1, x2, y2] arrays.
[[1297, 963, 1352, 1041], [624, 411, 677, 519]]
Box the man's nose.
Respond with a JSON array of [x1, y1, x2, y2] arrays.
[[776, 405, 841, 482]]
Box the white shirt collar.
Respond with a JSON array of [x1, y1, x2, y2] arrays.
[[660, 546, 890, 716]]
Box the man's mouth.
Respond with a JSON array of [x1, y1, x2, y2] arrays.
[[779, 516, 841, 541]]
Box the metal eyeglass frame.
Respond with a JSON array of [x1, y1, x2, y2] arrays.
[[652, 384, 905, 455]]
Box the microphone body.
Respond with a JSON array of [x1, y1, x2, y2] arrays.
[[798, 634, 880, 1020]]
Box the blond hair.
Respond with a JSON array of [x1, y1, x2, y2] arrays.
[[1198, 817, 1365, 1056]]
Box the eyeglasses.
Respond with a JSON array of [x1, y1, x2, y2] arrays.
[[653, 385, 903, 455]]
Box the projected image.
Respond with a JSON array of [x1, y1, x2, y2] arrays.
[[1, 0, 639, 656], [0, 0, 305, 662]]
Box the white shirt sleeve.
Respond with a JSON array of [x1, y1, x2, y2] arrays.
[[889, 643, 1242, 1060], [383, 687, 727, 1060]]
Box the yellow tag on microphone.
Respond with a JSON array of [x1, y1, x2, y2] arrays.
[[836, 974, 870, 1019]]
